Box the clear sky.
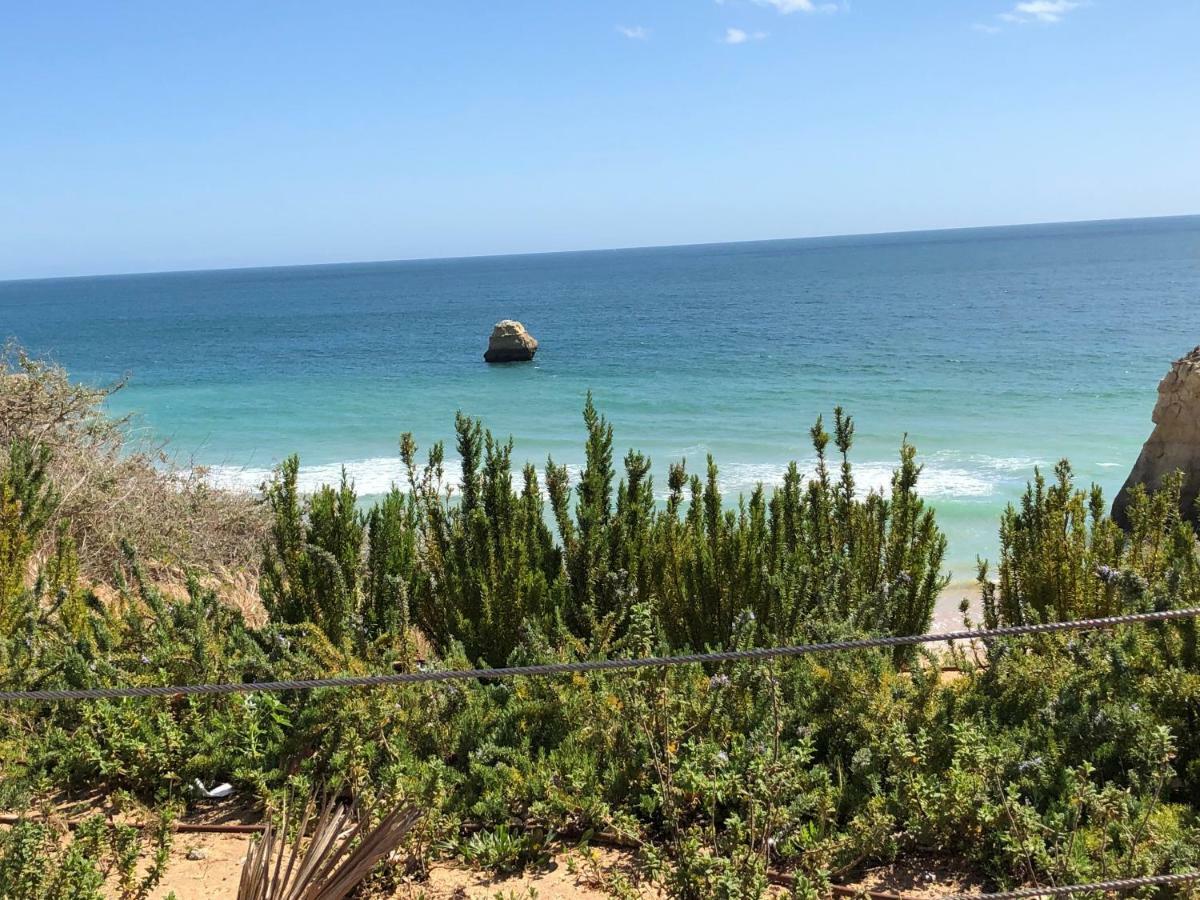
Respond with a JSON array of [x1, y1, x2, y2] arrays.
[[2, 1, 1198, 279]]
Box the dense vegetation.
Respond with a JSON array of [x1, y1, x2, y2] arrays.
[[259, 399, 947, 665], [1, 353, 1198, 898]]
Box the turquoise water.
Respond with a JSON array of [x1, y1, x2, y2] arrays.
[[3, 216, 1199, 584]]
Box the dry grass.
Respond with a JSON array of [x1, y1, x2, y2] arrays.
[[1, 342, 266, 588]]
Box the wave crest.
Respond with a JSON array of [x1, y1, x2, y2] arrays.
[[204, 451, 1039, 502]]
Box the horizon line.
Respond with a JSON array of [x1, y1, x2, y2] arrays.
[[4, 211, 1198, 286]]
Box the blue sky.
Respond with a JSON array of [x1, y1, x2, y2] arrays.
[[2, 1, 1197, 279]]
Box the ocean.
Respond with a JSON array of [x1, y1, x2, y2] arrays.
[[3, 215, 1199, 593]]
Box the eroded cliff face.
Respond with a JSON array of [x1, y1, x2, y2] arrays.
[[1113, 346, 1200, 528]]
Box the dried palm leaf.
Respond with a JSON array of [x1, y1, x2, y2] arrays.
[[237, 794, 421, 900]]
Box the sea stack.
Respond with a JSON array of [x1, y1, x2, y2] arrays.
[[484, 320, 538, 363], [1113, 346, 1200, 529]]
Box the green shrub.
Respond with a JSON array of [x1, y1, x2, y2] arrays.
[[982, 462, 1200, 625], [0, 810, 174, 900], [256, 400, 947, 664], [4, 386, 1200, 895]]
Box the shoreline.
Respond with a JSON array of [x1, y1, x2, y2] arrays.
[[931, 579, 982, 634]]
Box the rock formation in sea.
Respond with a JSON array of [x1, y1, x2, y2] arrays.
[[484, 320, 539, 363], [1113, 345, 1200, 529]]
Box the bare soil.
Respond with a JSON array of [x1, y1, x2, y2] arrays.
[[126, 840, 985, 899], [4, 791, 990, 900]]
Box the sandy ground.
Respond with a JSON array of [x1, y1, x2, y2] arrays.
[[130, 835, 983, 899], [131, 835, 659, 899], [931, 580, 981, 634], [141, 832, 250, 899], [1, 800, 984, 899]]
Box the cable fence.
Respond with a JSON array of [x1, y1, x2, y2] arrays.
[[0, 606, 1195, 703], [3, 606, 1198, 899], [941, 871, 1200, 900]]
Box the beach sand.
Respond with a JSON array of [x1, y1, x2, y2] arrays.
[[931, 580, 981, 634], [125, 834, 983, 899]]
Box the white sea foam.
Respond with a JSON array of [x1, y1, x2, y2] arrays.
[[205, 452, 1025, 502], [711, 461, 996, 499], [942, 453, 1046, 473], [205, 458, 432, 496]]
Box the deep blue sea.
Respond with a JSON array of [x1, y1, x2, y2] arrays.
[[3, 216, 1199, 595]]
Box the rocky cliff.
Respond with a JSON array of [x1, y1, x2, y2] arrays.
[[1113, 346, 1200, 528]]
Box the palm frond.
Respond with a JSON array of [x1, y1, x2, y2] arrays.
[[238, 795, 421, 900]]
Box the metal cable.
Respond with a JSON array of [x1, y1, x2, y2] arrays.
[[941, 871, 1200, 899], [0, 607, 1195, 703]]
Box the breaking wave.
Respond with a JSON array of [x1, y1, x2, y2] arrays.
[[204, 450, 1045, 502]]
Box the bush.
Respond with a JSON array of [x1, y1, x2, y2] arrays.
[[0, 344, 264, 584], [3, 360, 1199, 895], [0, 809, 174, 900], [255, 399, 947, 664], [982, 461, 1200, 625]]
